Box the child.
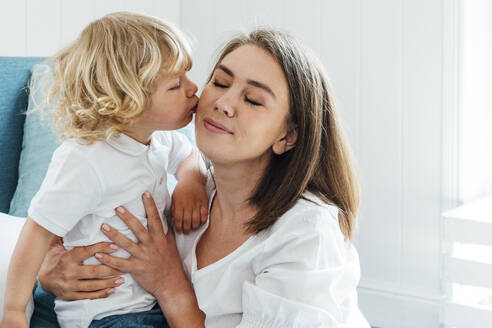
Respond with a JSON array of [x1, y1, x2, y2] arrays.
[[1, 12, 207, 328]]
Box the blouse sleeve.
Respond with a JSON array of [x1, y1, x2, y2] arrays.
[[236, 205, 365, 328]]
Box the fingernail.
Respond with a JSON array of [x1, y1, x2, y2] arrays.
[[144, 191, 151, 198], [102, 224, 111, 232], [115, 278, 124, 285], [95, 253, 103, 259], [116, 207, 125, 214], [109, 244, 118, 250], [107, 288, 115, 295]]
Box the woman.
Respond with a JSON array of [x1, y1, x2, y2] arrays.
[[32, 29, 369, 327]]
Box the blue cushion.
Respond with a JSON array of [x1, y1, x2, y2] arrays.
[[9, 62, 197, 217], [0, 57, 45, 213], [9, 63, 59, 217]]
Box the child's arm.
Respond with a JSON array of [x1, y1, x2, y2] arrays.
[[171, 148, 209, 234], [1, 217, 55, 328]]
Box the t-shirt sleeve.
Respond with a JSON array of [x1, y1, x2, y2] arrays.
[[160, 131, 193, 175], [237, 206, 367, 328], [27, 144, 102, 237]]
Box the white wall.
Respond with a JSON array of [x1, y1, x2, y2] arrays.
[[0, 0, 180, 57], [0, 1, 450, 327], [460, 0, 492, 203]]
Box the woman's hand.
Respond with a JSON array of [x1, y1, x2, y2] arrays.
[[38, 236, 124, 300], [96, 192, 205, 326], [95, 191, 185, 298]]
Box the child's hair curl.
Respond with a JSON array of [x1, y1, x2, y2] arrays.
[[44, 11, 192, 144]]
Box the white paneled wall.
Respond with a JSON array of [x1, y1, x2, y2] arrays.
[[0, 0, 180, 57], [0, 1, 449, 327]]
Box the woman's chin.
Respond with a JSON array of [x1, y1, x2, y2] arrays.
[[196, 139, 227, 164]]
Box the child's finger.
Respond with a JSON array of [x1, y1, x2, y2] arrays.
[[170, 203, 177, 223], [200, 205, 208, 224], [182, 208, 192, 234], [191, 207, 201, 230], [173, 207, 184, 233]]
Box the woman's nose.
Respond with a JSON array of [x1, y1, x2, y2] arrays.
[[215, 95, 235, 117]]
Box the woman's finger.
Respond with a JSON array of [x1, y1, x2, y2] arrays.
[[77, 264, 124, 279], [70, 242, 118, 262], [73, 276, 124, 292], [143, 192, 164, 235], [66, 288, 115, 301], [95, 253, 133, 272], [100, 224, 141, 256], [115, 206, 151, 244]]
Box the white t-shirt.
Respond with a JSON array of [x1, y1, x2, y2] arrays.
[[28, 131, 192, 328], [175, 178, 370, 328]]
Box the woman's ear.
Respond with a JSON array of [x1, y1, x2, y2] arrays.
[[272, 127, 298, 155]]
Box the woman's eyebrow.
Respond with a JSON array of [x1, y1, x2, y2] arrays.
[[217, 64, 234, 77], [246, 80, 276, 99], [217, 64, 276, 99]]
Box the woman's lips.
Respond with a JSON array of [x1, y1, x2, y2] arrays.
[[203, 118, 233, 134]]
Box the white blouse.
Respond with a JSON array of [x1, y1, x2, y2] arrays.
[[175, 179, 370, 328]]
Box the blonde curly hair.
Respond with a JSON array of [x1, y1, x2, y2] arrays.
[[44, 12, 192, 144]]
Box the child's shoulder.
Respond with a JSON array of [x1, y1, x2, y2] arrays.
[[53, 138, 111, 165]]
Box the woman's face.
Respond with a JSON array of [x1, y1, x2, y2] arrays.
[[195, 45, 293, 166]]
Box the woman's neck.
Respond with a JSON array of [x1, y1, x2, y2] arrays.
[[211, 158, 268, 227]]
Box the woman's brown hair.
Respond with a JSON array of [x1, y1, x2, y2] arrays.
[[209, 28, 360, 241]]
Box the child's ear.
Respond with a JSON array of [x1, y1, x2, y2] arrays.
[[272, 127, 298, 155]]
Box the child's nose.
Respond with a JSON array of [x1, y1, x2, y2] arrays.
[[186, 78, 198, 97]]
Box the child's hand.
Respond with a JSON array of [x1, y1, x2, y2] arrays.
[[0, 310, 29, 328], [171, 178, 208, 234]]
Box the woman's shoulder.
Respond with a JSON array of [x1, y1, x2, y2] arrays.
[[254, 192, 349, 262], [252, 192, 354, 274], [269, 192, 341, 235]]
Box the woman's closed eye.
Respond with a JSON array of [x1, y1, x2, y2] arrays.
[[212, 79, 263, 106], [245, 96, 262, 106], [213, 80, 228, 88]]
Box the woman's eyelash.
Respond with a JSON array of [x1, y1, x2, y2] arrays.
[[213, 81, 227, 88], [245, 97, 262, 106], [212, 80, 262, 106]]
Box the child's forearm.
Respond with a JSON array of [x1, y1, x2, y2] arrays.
[[3, 217, 55, 313], [175, 148, 207, 184]]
